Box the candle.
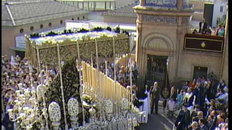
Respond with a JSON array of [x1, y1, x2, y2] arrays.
[[105, 60, 108, 76]]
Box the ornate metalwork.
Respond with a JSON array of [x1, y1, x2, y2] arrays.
[[143, 15, 177, 24], [145, 0, 177, 8]]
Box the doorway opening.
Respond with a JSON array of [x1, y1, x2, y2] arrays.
[[15, 51, 25, 60], [193, 66, 208, 79], [146, 55, 168, 87]]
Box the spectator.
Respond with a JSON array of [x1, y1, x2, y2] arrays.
[[217, 25, 225, 37], [217, 79, 226, 91], [192, 29, 198, 34], [150, 82, 160, 115], [170, 85, 177, 102], [188, 121, 200, 130], [176, 89, 184, 110], [175, 106, 186, 130], [182, 81, 189, 92], [199, 19, 208, 34], [199, 119, 209, 130]]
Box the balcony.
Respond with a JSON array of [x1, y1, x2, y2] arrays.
[[184, 33, 224, 53]]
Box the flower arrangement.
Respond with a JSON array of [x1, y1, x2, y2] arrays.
[[67, 98, 79, 116], [48, 102, 61, 122], [81, 94, 93, 104], [104, 99, 113, 114], [36, 84, 46, 100], [131, 104, 140, 114], [121, 98, 130, 110], [89, 107, 96, 116], [8, 87, 41, 129]]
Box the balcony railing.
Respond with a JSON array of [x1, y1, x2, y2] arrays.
[[184, 33, 224, 53]]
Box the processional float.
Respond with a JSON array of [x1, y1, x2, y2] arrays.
[[8, 30, 146, 129]]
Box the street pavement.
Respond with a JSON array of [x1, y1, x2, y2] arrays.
[[137, 102, 178, 130]]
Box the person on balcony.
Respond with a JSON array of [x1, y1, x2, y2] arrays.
[[199, 19, 208, 34], [217, 25, 225, 37]]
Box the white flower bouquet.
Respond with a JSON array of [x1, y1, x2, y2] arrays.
[[121, 98, 130, 110], [67, 98, 79, 116], [104, 99, 113, 114], [48, 102, 61, 122]]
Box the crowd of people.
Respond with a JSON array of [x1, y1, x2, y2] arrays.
[[2, 55, 139, 127], [192, 19, 225, 37], [2, 55, 56, 129], [2, 54, 228, 130], [173, 77, 228, 130], [98, 60, 139, 88]]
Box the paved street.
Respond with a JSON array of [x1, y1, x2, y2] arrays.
[[137, 102, 177, 130], [138, 114, 174, 130]]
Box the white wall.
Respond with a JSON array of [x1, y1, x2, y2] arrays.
[[212, 1, 227, 27]]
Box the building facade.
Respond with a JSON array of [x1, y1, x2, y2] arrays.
[[134, 0, 228, 88], [2, 1, 89, 57], [102, 2, 137, 24], [56, 0, 116, 11]]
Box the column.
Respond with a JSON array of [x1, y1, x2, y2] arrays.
[[109, 2, 111, 10], [140, 0, 146, 6], [105, 1, 107, 10], [135, 14, 146, 90], [114, 1, 116, 10], [177, 0, 183, 10], [221, 11, 228, 84]]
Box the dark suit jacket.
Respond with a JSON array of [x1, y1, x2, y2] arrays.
[[200, 125, 208, 130], [150, 87, 160, 100], [183, 109, 191, 126], [199, 22, 208, 33]]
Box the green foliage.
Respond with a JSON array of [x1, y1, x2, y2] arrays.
[[106, 26, 112, 31], [78, 28, 89, 33], [114, 26, 120, 33], [46, 31, 58, 36], [30, 33, 40, 38], [92, 26, 103, 32]]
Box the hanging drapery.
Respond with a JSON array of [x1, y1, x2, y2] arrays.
[[81, 62, 130, 103], [161, 64, 170, 99]]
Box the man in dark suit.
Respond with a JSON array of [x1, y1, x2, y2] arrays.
[[150, 82, 160, 114], [199, 119, 208, 130], [175, 104, 191, 130], [199, 19, 208, 34], [175, 108, 185, 130]]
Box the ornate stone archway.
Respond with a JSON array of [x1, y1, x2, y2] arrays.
[[143, 32, 175, 83], [136, 32, 177, 86], [143, 32, 174, 52]]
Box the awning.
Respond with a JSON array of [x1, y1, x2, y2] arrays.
[[10, 47, 25, 52]]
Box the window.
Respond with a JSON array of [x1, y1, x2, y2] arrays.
[[40, 24, 43, 29], [220, 6, 223, 12], [30, 26, 34, 31], [19, 28, 24, 33], [60, 20, 63, 24], [48, 22, 52, 27]]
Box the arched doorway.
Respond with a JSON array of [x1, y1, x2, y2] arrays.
[[146, 55, 168, 87], [142, 33, 174, 88]]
